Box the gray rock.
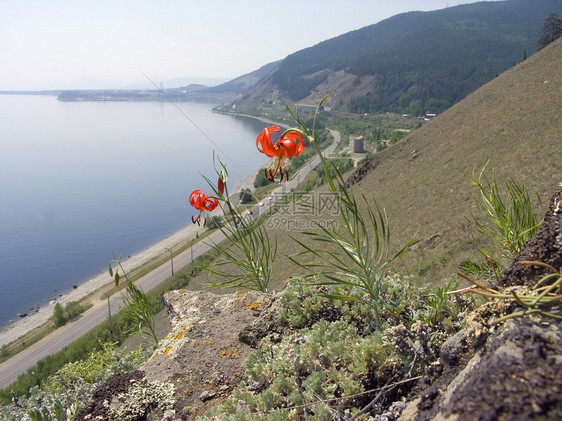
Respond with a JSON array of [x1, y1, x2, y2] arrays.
[[199, 390, 216, 402], [439, 329, 466, 366], [413, 318, 562, 420]]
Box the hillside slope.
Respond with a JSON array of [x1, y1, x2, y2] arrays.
[[199, 60, 280, 95], [233, 0, 562, 115], [2, 30, 560, 421], [346, 37, 562, 281]]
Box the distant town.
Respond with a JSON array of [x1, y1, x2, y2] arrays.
[[56, 88, 202, 102], [0, 85, 236, 103]]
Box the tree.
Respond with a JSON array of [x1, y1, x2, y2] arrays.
[[538, 13, 562, 50], [239, 188, 254, 204], [51, 303, 66, 328], [407, 99, 423, 117], [253, 171, 270, 188], [206, 215, 223, 230]]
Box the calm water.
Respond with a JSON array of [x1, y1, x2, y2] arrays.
[[0, 95, 269, 327]]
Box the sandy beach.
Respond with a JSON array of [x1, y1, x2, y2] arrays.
[[0, 166, 263, 348]]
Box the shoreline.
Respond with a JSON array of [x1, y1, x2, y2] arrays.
[[0, 109, 276, 348], [0, 164, 264, 348]]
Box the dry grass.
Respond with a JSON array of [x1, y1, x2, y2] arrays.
[[191, 39, 561, 292], [343, 38, 562, 282]]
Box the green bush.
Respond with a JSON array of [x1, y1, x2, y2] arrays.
[[460, 166, 541, 281], [206, 215, 224, 230], [51, 303, 65, 328], [64, 301, 85, 320], [201, 278, 464, 419], [50, 301, 87, 328], [0, 342, 153, 419], [254, 170, 270, 189], [239, 188, 255, 204]]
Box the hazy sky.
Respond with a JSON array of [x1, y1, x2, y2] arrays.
[[1, 0, 485, 90]]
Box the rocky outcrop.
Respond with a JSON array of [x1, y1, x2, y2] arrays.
[[406, 319, 562, 420], [403, 186, 562, 420], [81, 186, 561, 420], [500, 185, 562, 288], [141, 290, 280, 420]]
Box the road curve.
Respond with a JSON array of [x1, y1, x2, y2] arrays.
[[0, 130, 341, 389]]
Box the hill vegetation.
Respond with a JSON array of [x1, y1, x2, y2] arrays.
[[204, 36, 562, 300], [200, 61, 281, 95], [2, 36, 559, 419], [1, 6, 561, 420], [341, 36, 562, 282], [231, 0, 562, 115]]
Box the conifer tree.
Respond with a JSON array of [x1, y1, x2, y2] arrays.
[[538, 13, 562, 50]]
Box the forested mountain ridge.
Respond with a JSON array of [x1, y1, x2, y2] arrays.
[[229, 0, 562, 115]]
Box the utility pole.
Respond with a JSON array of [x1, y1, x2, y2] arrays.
[[165, 247, 174, 275], [107, 296, 112, 333], [191, 239, 194, 275]]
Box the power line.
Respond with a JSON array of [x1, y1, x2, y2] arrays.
[[141, 71, 247, 177]]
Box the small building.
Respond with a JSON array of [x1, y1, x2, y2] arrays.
[[353, 136, 365, 154], [425, 113, 437, 120]]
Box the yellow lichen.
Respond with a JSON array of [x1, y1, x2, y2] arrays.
[[219, 349, 238, 358], [247, 301, 260, 310], [176, 328, 186, 340]]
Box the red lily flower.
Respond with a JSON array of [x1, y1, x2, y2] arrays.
[[256, 126, 304, 182], [189, 189, 219, 225], [189, 175, 225, 225]]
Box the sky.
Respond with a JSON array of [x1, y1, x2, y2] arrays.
[[0, 0, 486, 90]]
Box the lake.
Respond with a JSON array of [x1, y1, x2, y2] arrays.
[[0, 95, 270, 327]]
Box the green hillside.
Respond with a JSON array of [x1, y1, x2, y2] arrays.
[[199, 37, 561, 291], [232, 0, 562, 115], [1, 22, 560, 421], [341, 36, 562, 281]]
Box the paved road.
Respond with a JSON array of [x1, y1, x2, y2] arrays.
[[0, 130, 341, 389], [0, 230, 222, 389]]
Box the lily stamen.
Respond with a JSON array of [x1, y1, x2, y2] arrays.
[[256, 126, 304, 182]]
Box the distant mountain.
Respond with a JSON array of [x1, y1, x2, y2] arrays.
[[126, 77, 228, 90], [62, 76, 129, 90], [199, 61, 281, 95], [230, 0, 562, 115], [178, 84, 208, 92]]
